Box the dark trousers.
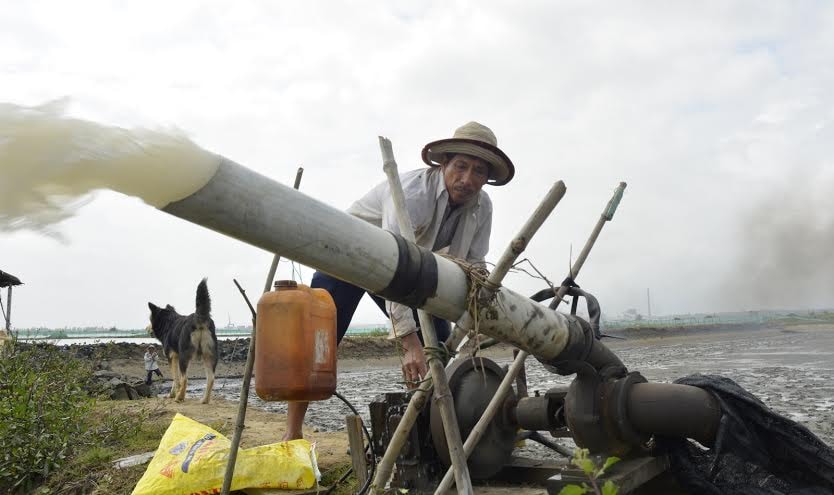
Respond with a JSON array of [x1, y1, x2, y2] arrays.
[[310, 271, 450, 344], [145, 368, 163, 385]]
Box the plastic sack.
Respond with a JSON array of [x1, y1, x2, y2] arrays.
[[132, 413, 318, 495]]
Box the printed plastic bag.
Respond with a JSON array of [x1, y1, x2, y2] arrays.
[[132, 413, 318, 495]]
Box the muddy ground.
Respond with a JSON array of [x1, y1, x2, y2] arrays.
[[80, 323, 834, 492]]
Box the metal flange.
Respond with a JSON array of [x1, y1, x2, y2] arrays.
[[429, 357, 518, 479]]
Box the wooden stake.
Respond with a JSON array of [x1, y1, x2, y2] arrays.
[[5, 286, 12, 331], [263, 167, 304, 293], [346, 415, 369, 487]]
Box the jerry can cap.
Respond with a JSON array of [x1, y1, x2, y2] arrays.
[[274, 280, 298, 290]]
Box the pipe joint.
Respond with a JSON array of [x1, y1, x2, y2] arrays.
[[540, 316, 627, 378], [375, 233, 438, 308], [564, 369, 652, 456]]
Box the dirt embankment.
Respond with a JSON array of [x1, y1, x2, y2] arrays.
[[51, 335, 404, 364], [48, 322, 775, 365], [41, 321, 781, 381], [607, 321, 772, 340], [50, 335, 514, 380]]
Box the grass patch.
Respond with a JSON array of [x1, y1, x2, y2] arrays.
[[35, 402, 162, 495], [0, 342, 96, 493], [1, 339, 362, 495], [348, 329, 389, 338], [778, 310, 834, 326], [320, 461, 360, 494], [0, 340, 157, 495]]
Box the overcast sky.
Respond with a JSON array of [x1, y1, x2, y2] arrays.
[[2, 1, 833, 330]]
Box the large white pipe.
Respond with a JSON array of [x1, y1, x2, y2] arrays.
[[162, 157, 574, 360]]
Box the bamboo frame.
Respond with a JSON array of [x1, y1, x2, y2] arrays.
[[371, 172, 566, 492], [436, 182, 627, 492], [373, 136, 472, 494]]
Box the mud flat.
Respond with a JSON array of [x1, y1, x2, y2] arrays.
[[90, 323, 834, 447]]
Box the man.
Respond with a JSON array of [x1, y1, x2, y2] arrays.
[[284, 121, 515, 440], [144, 345, 163, 385]]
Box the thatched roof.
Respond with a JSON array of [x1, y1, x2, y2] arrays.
[[0, 269, 22, 288]]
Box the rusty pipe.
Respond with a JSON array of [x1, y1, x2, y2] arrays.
[[627, 382, 721, 447], [565, 369, 722, 455]]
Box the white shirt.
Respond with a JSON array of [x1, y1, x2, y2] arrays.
[[144, 351, 159, 371], [348, 167, 492, 337]]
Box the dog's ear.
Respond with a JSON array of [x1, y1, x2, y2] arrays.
[[166, 304, 176, 311], [148, 302, 158, 313]]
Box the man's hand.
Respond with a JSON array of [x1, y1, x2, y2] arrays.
[[399, 332, 428, 389]]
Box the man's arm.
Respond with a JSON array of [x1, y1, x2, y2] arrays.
[[378, 170, 438, 386]]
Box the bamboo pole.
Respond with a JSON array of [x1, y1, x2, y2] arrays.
[[550, 182, 627, 309], [220, 280, 258, 495], [346, 415, 369, 487], [373, 136, 472, 494], [5, 286, 12, 331], [372, 176, 566, 492], [513, 348, 528, 397], [436, 352, 527, 493], [484, 181, 567, 285], [436, 182, 626, 493], [221, 170, 304, 495], [263, 167, 304, 293]]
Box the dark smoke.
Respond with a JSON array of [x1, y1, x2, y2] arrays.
[[724, 174, 834, 310]]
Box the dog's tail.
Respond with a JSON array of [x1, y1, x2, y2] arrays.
[[196, 278, 211, 322]]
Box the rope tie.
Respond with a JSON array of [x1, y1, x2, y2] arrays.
[[438, 254, 494, 340], [424, 342, 455, 366]]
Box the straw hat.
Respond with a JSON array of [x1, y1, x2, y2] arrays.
[[421, 121, 515, 186]]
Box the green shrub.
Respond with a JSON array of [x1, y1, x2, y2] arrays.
[[0, 341, 95, 493], [558, 448, 620, 495]]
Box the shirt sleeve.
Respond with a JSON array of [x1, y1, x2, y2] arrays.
[[386, 301, 419, 339], [380, 187, 432, 238]]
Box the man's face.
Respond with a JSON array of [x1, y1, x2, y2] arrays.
[[441, 154, 489, 205]]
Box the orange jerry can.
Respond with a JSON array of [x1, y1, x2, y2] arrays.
[[255, 280, 337, 401]]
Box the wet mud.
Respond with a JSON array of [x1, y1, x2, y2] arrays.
[[146, 325, 834, 449], [92, 325, 834, 456]]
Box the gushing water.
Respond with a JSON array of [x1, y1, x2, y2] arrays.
[[0, 99, 220, 238]]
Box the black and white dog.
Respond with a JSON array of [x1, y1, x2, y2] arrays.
[[147, 278, 218, 403]]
